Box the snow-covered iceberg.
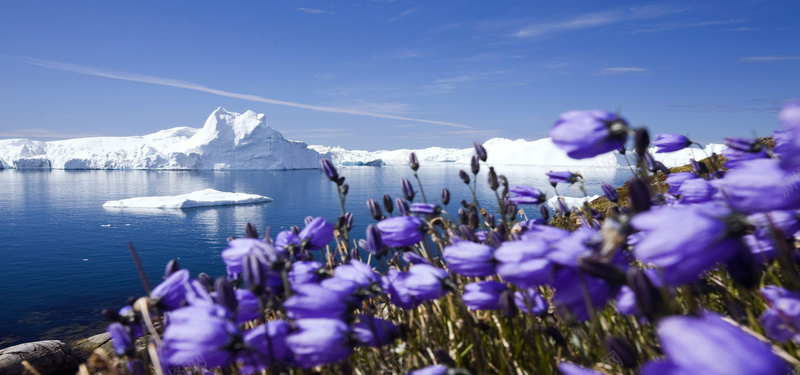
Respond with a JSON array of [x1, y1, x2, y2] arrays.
[[311, 138, 725, 170], [0, 108, 324, 170], [102, 188, 272, 209], [546, 195, 601, 211]]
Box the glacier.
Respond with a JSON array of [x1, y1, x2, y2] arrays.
[[102, 188, 272, 209], [0, 108, 323, 170], [310, 138, 726, 170]]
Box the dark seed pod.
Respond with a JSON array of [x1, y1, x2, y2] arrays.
[[471, 155, 480, 175], [336, 176, 346, 186], [409, 152, 420, 172], [458, 208, 469, 225], [627, 178, 652, 212], [341, 183, 349, 196], [441, 188, 451, 206], [383, 194, 394, 214], [245, 222, 259, 239], [635, 127, 650, 155], [487, 167, 499, 191], [459, 170, 470, 185], [626, 268, 664, 320], [367, 199, 383, 221], [401, 178, 415, 201]]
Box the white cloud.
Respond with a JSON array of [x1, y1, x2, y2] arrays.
[[629, 19, 747, 33], [597, 67, 649, 75], [740, 56, 800, 62], [14, 56, 471, 129], [515, 6, 683, 38], [391, 8, 417, 22], [297, 8, 334, 14]]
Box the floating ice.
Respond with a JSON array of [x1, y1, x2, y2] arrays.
[[546, 195, 602, 211], [102, 189, 273, 209]]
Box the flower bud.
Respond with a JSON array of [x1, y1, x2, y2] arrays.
[[469, 211, 479, 230], [626, 268, 664, 320], [336, 176, 346, 186], [690, 158, 709, 175], [409, 152, 420, 171], [367, 199, 383, 221], [383, 194, 394, 214], [458, 208, 468, 225], [214, 278, 238, 312], [634, 127, 650, 155], [341, 183, 349, 196], [242, 253, 265, 289], [539, 205, 550, 221], [471, 155, 480, 175], [320, 159, 338, 181], [459, 170, 470, 184], [164, 259, 180, 279], [395, 198, 409, 216], [506, 202, 517, 218], [245, 222, 259, 239], [402, 178, 415, 201], [486, 213, 496, 228], [458, 225, 477, 242], [441, 188, 450, 205], [474, 141, 487, 162], [197, 272, 214, 290], [487, 167, 499, 191], [601, 182, 618, 202], [725, 244, 760, 289], [627, 178, 652, 212], [498, 290, 518, 317]]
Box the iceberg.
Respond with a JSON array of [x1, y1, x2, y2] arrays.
[[546, 195, 602, 211], [0, 108, 324, 170], [311, 138, 726, 170], [102, 188, 272, 209]]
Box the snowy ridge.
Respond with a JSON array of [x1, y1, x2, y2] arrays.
[[0, 108, 323, 170], [311, 138, 726, 170], [102, 188, 272, 209]]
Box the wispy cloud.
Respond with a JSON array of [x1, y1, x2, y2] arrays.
[[14, 57, 471, 129], [0, 128, 102, 140], [297, 8, 334, 15], [515, 6, 683, 38], [597, 67, 648, 75], [391, 8, 417, 22], [629, 19, 747, 33], [425, 71, 511, 94], [740, 56, 800, 62]]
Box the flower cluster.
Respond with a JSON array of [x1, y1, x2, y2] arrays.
[[97, 101, 800, 375]]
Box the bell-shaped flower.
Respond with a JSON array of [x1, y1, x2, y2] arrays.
[[641, 312, 790, 375], [495, 238, 553, 288], [550, 267, 612, 322], [710, 158, 800, 213], [653, 134, 691, 153], [275, 230, 300, 251], [298, 217, 335, 250], [107, 322, 133, 356], [410, 203, 438, 215], [382, 269, 418, 309], [759, 285, 800, 342], [284, 284, 351, 319], [443, 241, 496, 277], [288, 260, 323, 286], [405, 264, 450, 302], [631, 203, 745, 285], [239, 320, 292, 372], [333, 259, 380, 288], [151, 269, 191, 311], [222, 238, 285, 279], [234, 289, 262, 324], [677, 178, 716, 204], [514, 288, 547, 315], [286, 318, 352, 368], [549, 110, 629, 159], [376, 216, 426, 247], [546, 171, 580, 185], [462, 281, 507, 311], [665, 172, 697, 195], [161, 304, 242, 369], [353, 315, 400, 347], [509, 186, 546, 205]]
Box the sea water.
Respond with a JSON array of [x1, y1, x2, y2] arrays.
[[0, 165, 633, 346]]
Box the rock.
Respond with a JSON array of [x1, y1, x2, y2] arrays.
[[0, 340, 82, 375], [71, 333, 113, 360]]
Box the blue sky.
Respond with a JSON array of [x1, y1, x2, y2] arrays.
[[0, 1, 797, 150]]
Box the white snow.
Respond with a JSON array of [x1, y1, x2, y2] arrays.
[[546, 195, 602, 211], [311, 138, 726, 170], [102, 188, 273, 209], [0, 108, 324, 170]]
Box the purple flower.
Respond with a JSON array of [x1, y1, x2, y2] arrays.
[[677, 178, 716, 203], [298, 217, 335, 250], [550, 110, 629, 159], [442, 241, 496, 277], [631, 204, 745, 285], [360, 223, 388, 257], [284, 284, 352, 319], [641, 312, 790, 375], [514, 288, 547, 315], [653, 134, 691, 153], [353, 315, 399, 347], [320, 158, 338, 181], [408, 365, 448, 375], [722, 138, 768, 168], [222, 238, 284, 279], [665, 172, 697, 195], [462, 281, 507, 310], [151, 269, 191, 310], [494, 238, 553, 288], [376, 216, 426, 247], [760, 285, 800, 342], [509, 186, 546, 205], [107, 322, 132, 356], [551, 267, 611, 322], [710, 158, 800, 213], [161, 305, 241, 369], [402, 178, 416, 201], [601, 182, 618, 202], [239, 320, 292, 371], [546, 171, 580, 185], [333, 259, 380, 288], [382, 269, 417, 309], [234, 289, 262, 324], [286, 319, 352, 368], [405, 264, 450, 301], [288, 260, 323, 285], [774, 128, 800, 171], [410, 203, 438, 215], [320, 277, 360, 298], [558, 362, 604, 375], [474, 141, 488, 162], [403, 252, 428, 265], [274, 230, 300, 251]]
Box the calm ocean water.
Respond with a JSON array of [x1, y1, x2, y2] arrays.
[[0, 165, 633, 347]]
